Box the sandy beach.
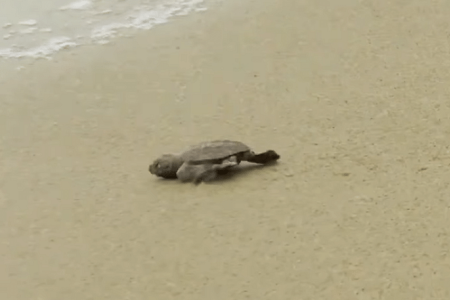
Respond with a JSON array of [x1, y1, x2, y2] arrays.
[[2, 0, 450, 299]]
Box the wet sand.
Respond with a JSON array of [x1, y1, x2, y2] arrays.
[[2, 0, 450, 299]]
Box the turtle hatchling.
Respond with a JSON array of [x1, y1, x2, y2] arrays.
[[149, 140, 280, 183]]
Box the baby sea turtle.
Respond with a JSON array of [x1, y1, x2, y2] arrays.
[[149, 140, 280, 183]]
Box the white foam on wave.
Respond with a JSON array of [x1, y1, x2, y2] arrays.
[[0, 0, 207, 60], [18, 19, 38, 26], [91, 0, 205, 41], [0, 37, 77, 59], [59, 0, 92, 11], [19, 27, 37, 34], [93, 9, 113, 16]]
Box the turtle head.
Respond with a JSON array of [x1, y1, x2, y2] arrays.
[[149, 154, 184, 179]]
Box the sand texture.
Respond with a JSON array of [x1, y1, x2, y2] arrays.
[[1, 0, 450, 299]]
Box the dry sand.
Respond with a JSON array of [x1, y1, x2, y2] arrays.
[[2, 0, 450, 299]]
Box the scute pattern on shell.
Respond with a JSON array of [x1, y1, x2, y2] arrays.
[[180, 140, 251, 162]]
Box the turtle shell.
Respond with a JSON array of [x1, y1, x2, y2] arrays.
[[180, 140, 251, 162]]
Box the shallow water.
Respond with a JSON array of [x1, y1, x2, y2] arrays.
[[0, 0, 207, 60]]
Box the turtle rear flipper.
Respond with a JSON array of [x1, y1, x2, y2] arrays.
[[246, 150, 280, 164]]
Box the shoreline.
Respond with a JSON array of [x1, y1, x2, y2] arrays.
[[0, 0, 208, 61]]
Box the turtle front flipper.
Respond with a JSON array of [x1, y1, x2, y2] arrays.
[[196, 158, 240, 183], [176, 158, 240, 184], [245, 150, 280, 164], [176, 163, 208, 182]]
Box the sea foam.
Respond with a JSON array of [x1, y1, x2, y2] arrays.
[[0, 0, 207, 60]]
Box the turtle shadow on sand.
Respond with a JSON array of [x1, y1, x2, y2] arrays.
[[210, 162, 278, 183], [152, 161, 278, 185]]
